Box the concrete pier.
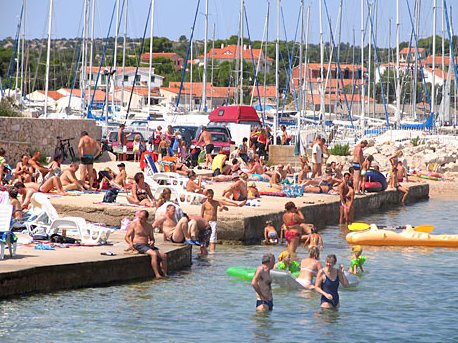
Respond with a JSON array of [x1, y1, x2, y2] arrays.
[[0, 233, 191, 299]]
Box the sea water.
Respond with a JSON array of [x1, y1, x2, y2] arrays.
[[1, 198, 458, 342]]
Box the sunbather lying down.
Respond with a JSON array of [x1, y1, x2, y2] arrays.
[[26, 176, 69, 196]]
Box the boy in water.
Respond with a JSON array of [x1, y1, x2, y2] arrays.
[[263, 220, 278, 244], [252, 253, 275, 311], [201, 189, 227, 252]]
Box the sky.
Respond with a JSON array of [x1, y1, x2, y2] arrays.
[[0, 0, 446, 48]]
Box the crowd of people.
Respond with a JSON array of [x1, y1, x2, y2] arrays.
[[0, 123, 421, 307]]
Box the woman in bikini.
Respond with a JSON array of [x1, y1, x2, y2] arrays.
[[303, 169, 340, 194], [15, 154, 34, 183], [296, 247, 323, 289], [127, 172, 156, 207], [314, 254, 349, 309], [282, 201, 313, 254]]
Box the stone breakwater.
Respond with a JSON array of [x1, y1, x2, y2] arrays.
[[0, 118, 101, 163], [328, 140, 458, 176], [53, 183, 430, 244]]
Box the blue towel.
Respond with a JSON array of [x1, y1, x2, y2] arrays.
[[34, 244, 55, 250]]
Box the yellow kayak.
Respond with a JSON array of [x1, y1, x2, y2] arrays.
[[346, 225, 458, 248]]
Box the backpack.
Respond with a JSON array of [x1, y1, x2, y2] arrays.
[[103, 188, 119, 203]]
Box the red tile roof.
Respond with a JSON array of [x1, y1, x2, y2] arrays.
[[58, 88, 115, 102], [199, 44, 273, 62], [162, 83, 236, 98], [37, 90, 65, 101], [250, 86, 277, 98], [400, 47, 425, 54], [424, 55, 458, 66]]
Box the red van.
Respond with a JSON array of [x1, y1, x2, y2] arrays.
[[208, 105, 261, 127]]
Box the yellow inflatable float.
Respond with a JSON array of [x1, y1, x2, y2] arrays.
[[346, 225, 458, 248]]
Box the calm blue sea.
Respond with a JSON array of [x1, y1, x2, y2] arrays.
[[1, 197, 457, 342]]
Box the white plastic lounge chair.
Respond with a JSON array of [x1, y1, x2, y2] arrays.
[[144, 154, 188, 187], [153, 185, 206, 206], [0, 204, 17, 259], [26, 193, 112, 245]]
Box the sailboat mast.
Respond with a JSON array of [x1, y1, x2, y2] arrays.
[[201, 0, 209, 111], [121, 0, 128, 107], [210, 23, 215, 106], [432, 0, 436, 114], [367, 1, 372, 120], [319, 0, 325, 129], [81, 0, 88, 112], [274, 0, 280, 143], [298, 0, 304, 136], [413, 0, 420, 120], [112, 0, 120, 111], [395, 0, 401, 127], [20, 0, 26, 97], [148, 0, 155, 110], [88, 0, 95, 107], [239, 0, 244, 105], [360, 0, 365, 127], [44, 0, 53, 118]]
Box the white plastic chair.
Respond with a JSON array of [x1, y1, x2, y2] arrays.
[[26, 193, 112, 245], [48, 217, 112, 245], [144, 154, 187, 183], [153, 186, 206, 206], [0, 205, 16, 259]]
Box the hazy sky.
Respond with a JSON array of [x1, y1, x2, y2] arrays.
[[0, 0, 446, 47]]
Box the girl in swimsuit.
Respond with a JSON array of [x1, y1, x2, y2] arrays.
[[314, 254, 349, 309], [296, 247, 323, 289], [282, 201, 314, 254], [127, 172, 156, 207]]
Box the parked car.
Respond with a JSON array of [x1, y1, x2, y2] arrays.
[[103, 131, 146, 156], [173, 124, 232, 146], [192, 132, 234, 156]]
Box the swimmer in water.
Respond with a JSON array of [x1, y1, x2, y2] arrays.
[[274, 250, 300, 273], [314, 254, 349, 309]]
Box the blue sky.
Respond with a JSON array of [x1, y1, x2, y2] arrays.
[[1, 0, 441, 47]]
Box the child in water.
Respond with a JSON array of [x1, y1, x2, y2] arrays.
[[349, 245, 366, 274], [303, 227, 324, 250], [275, 250, 300, 274], [263, 220, 278, 244]]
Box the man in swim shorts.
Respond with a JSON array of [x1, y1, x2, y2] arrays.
[[252, 253, 275, 311], [78, 131, 101, 190], [153, 204, 191, 244], [125, 210, 167, 278], [352, 139, 367, 194], [197, 126, 214, 169]]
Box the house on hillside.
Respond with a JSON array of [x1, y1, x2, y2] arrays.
[[140, 52, 184, 71], [113, 87, 163, 110], [55, 88, 115, 112], [196, 44, 273, 73], [25, 90, 65, 110], [161, 82, 236, 111], [291, 63, 365, 96], [84, 67, 164, 90], [399, 47, 426, 62]]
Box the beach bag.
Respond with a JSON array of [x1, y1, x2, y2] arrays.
[[50, 233, 78, 244], [282, 184, 304, 198], [103, 188, 119, 203]]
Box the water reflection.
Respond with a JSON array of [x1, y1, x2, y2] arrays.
[[251, 312, 274, 342]]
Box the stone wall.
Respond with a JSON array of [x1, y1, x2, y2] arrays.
[[0, 118, 101, 164]]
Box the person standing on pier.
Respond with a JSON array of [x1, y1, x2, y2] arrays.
[[197, 127, 214, 169], [125, 210, 168, 279], [78, 131, 101, 190], [252, 253, 275, 311], [352, 140, 368, 194]]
